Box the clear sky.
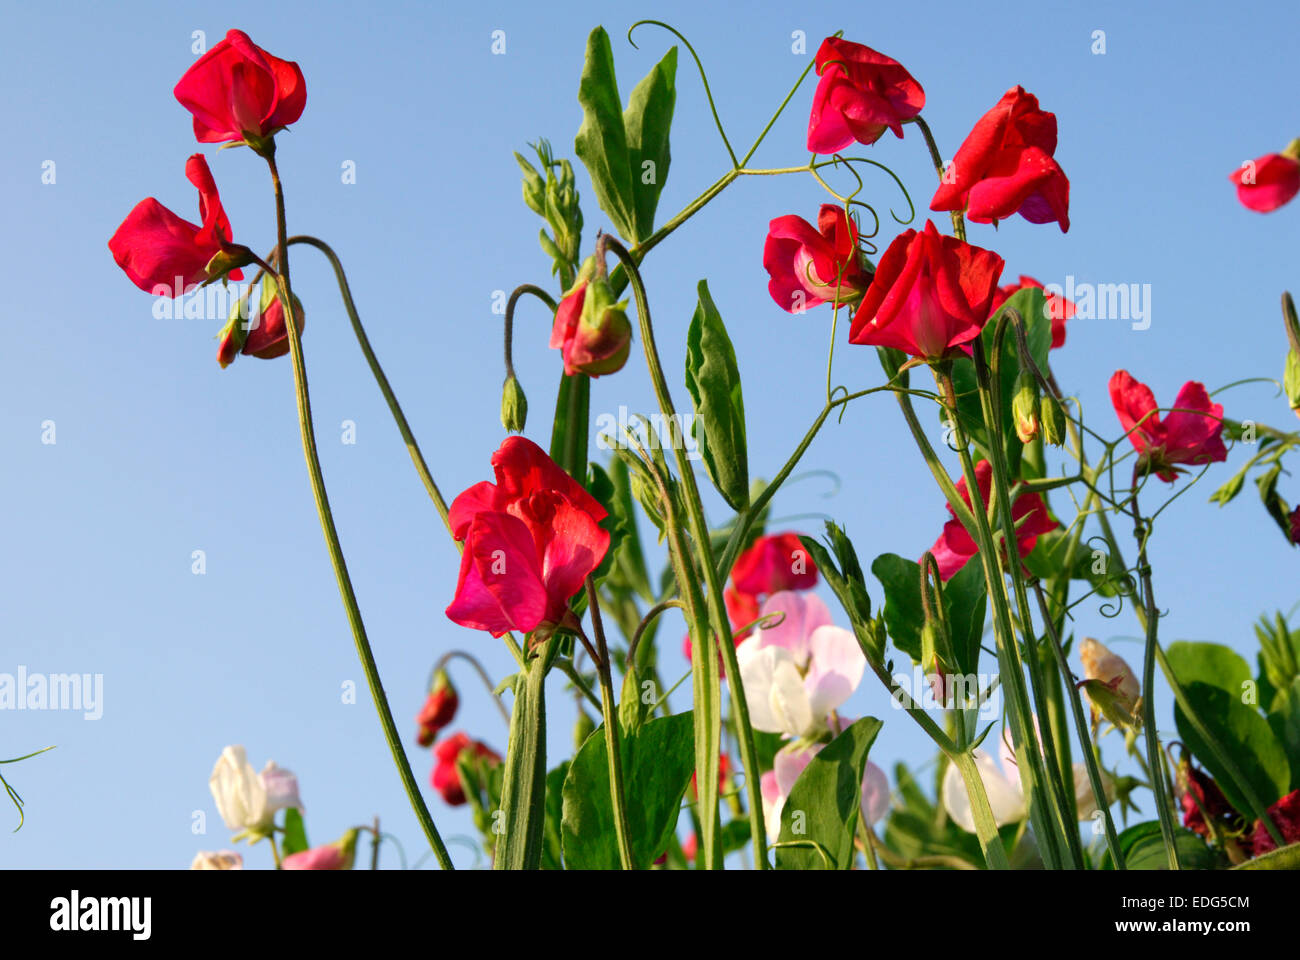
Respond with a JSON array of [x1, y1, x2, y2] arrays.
[[3, 0, 1298, 867]]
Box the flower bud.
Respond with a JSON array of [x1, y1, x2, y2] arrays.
[[1041, 391, 1067, 446], [190, 850, 243, 870], [501, 374, 528, 432], [282, 828, 360, 870], [416, 669, 459, 748], [551, 262, 632, 378], [1079, 637, 1140, 726], [1282, 293, 1300, 419], [1011, 368, 1041, 443]]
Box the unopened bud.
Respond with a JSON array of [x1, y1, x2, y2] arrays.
[[1011, 368, 1041, 443], [501, 375, 528, 432]]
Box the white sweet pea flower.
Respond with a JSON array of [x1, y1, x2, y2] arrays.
[[737, 592, 866, 739], [941, 722, 1115, 833], [209, 746, 301, 839]]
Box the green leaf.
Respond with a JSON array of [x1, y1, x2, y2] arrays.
[[1256, 613, 1300, 709], [948, 287, 1051, 472], [871, 553, 925, 662], [573, 27, 636, 240], [774, 717, 882, 870], [1101, 821, 1221, 870], [606, 454, 653, 602], [541, 762, 569, 870], [1165, 641, 1252, 698], [622, 47, 676, 241], [1267, 677, 1300, 789], [586, 462, 626, 582], [549, 372, 590, 479], [281, 808, 309, 857], [870, 553, 985, 672], [685, 280, 749, 511], [561, 712, 695, 869], [943, 553, 988, 676], [798, 527, 879, 663], [1173, 681, 1291, 818], [1234, 840, 1300, 870]]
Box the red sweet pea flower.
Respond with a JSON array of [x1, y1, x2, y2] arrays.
[[108, 154, 245, 294], [1109, 370, 1227, 483], [848, 220, 1004, 360], [1250, 789, 1300, 855], [990, 275, 1074, 349], [174, 29, 306, 145], [1229, 152, 1300, 213], [446, 437, 609, 640], [1290, 505, 1300, 546], [1180, 764, 1242, 841], [431, 732, 502, 806], [807, 38, 924, 154], [930, 86, 1070, 232], [732, 532, 819, 596], [929, 460, 1059, 580], [763, 205, 872, 313]]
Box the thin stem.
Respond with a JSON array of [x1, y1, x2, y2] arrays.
[[908, 116, 965, 241], [603, 236, 766, 868], [261, 163, 453, 871], [1129, 494, 1182, 869], [1033, 580, 1125, 868], [586, 577, 635, 869], [285, 235, 524, 668], [434, 650, 512, 726]]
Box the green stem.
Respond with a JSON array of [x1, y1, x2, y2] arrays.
[[260, 160, 452, 871], [952, 751, 1012, 870], [602, 235, 766, 868], [908, 116, 966, 241], [495, 646, 549, 869], [1033, 581, 1126, 868], [932, 365, 1065, 869], [284, 235, 525, 668], [587, 577, 635, 869], [1129, 494, 1182, 869], [969, 338, 1082, 867]]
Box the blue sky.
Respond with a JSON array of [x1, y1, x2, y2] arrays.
[[2, 0, 1298, 867]]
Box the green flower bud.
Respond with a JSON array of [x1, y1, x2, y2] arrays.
[[1282, 292, 1300, 418], [1042, 391, 1068, 446], [573, 708, 596, 751], [501, 374, 528, 433], [1011, 368, 1041, 443]]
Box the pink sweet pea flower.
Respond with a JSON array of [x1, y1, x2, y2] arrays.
[[929, 460, 1059, 580], [108, 154, 245, 294], [445, 437, 609, 640], [282, 829, 359, 871], [174, 29, 307, 145], [1109, 370, 1227, 483], [1230, 152, 1300, 213], [736, 592, 866, 739], [806, 38, 925, 153], [763, 205, 872, 313], [760, 741, 890, 841]]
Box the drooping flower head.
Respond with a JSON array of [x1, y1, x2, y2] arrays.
[[1229, 148, 1300, 213], [109, 154, 246, 294], [930, 86, 1070, 232], [806, 37, 925, 154], [1109, 370, 1227, 483]]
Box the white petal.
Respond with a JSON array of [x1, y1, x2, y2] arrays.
[[737, 644, 785, 734], [1072, 763, 1115, 821], [860, 761, 891, 825], [942, 749, 1025, 833], [805, 625, 866, 720], [769, 659, 816, 738]]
